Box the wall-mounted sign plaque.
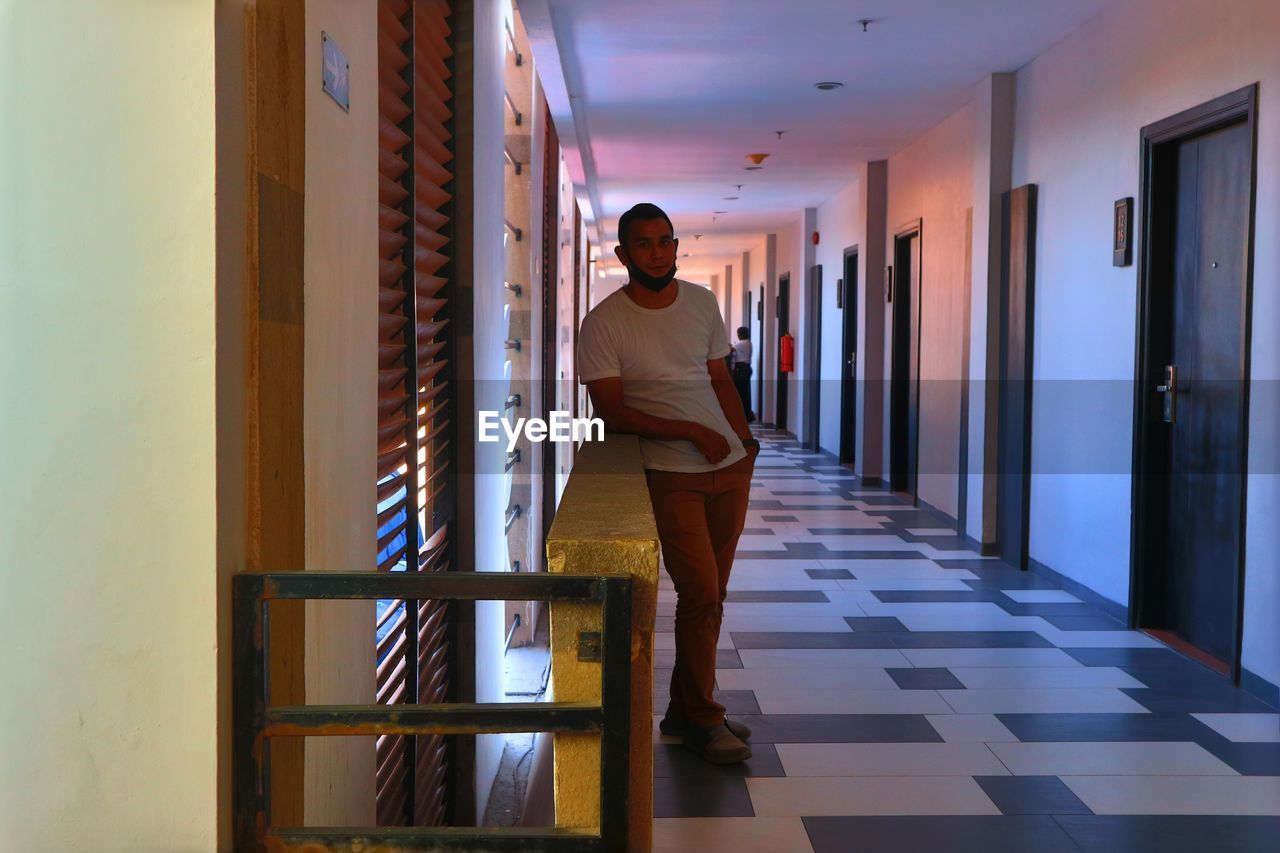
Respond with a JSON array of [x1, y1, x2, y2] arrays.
[[1114, 197, 1133, 267], [322, 32, 350, 112]]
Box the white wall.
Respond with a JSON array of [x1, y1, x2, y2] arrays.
[[472, 0, 513, 813], [815, 178, 865, 455], [794, 209, 818, 441], [0, 2, 218, 849], [885, 102, 976, 519], [1013, 0, 1280, 689], [773, 216, 803, 432], [302, 0, 378, 825]]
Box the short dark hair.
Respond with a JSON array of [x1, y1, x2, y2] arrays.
[[617, 203, 674, 247], [737, 326, 749, 339]]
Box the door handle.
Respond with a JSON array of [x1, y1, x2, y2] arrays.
[[848, 352, 857, 378], [1156, 364, 1177, 424]]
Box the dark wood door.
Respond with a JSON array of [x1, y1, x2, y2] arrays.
[[839, 251, 859, 466], [1164, 120, 1252, 664], [890, 229, 921, 498], [1133, 85, 1257, 679], [776, 273, 791, 431], [804, 264, 823, 450], [996, 185, 1038, 570]]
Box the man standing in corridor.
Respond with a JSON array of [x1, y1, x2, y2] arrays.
[[577, 202, 759, 765]]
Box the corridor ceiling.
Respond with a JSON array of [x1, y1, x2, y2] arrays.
[[520, 0, 1118, 282]]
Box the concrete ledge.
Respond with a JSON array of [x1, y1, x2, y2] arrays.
[[547, 434, 658, 851]]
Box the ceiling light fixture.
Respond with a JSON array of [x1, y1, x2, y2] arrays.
[[744, 166, 763, 171], [746, 153, 770, 165], [815, 81, 844, 91], [859, 18, 873, 33], [723, 196, 739, 201], [713, 210, 728, 214]]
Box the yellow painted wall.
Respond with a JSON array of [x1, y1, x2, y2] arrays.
[[0, 1, 218, 848], [547, 436, 658, 849]]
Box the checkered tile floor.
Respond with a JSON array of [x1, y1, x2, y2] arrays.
[[652, 430, 1280, 852]]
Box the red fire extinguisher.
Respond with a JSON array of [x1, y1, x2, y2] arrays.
[[779, 333, 795, 373]]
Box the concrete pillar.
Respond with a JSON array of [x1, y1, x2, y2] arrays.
[[858, 161, 889, 483], [965, 73, 1016, 548], [763, 233, 778, 424], [724, 263, 735, 336]]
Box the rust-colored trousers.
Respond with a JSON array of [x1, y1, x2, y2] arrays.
[[645, 455, 754, 728]]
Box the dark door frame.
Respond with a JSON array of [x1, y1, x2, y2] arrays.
[[996, 185, 1038, 571], [1129, 83, 1258, 681], [540, 107, 561, 566], [839, 246, 860, 467], [776, 273, 791, 432], [571, 204, 582, 424], [804, 264, 823, 451], [743, 289, 754, 420], [889, 220, 923, 501], [756, 284, 765, 421]]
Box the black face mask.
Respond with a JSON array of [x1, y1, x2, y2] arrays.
[[627, 261, 677, 292]]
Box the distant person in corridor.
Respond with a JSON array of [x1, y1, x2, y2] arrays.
[[577, 203, 759, 765], [731, 326, 754, 422]]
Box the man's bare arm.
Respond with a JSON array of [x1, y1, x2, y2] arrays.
[[585, 377, 730, 463]]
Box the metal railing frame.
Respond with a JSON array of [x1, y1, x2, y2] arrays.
[[233, 571, 632, 851]]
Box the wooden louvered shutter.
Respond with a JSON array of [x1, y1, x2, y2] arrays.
[[375, 0, 456, 828]]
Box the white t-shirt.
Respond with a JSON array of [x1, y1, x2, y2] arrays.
[[577, 280, 748, 473], [732, 339, 752, 367]]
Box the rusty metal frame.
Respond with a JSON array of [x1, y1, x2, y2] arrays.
[[233, 571, 632, 851]]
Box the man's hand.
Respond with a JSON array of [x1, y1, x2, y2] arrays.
[[586, 378, 730, 458], [689, 424, 731, 464]]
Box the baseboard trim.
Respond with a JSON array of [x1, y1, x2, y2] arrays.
[[1240, 668, 1280, 710], [1023, 565, 1278, 711], [1027, 557, 1130, 624], [964, 535, 1000, 557], [916, 496, 959, 529]]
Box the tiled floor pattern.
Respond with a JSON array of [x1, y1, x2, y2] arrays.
[[653, 430, 1280, 852]]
